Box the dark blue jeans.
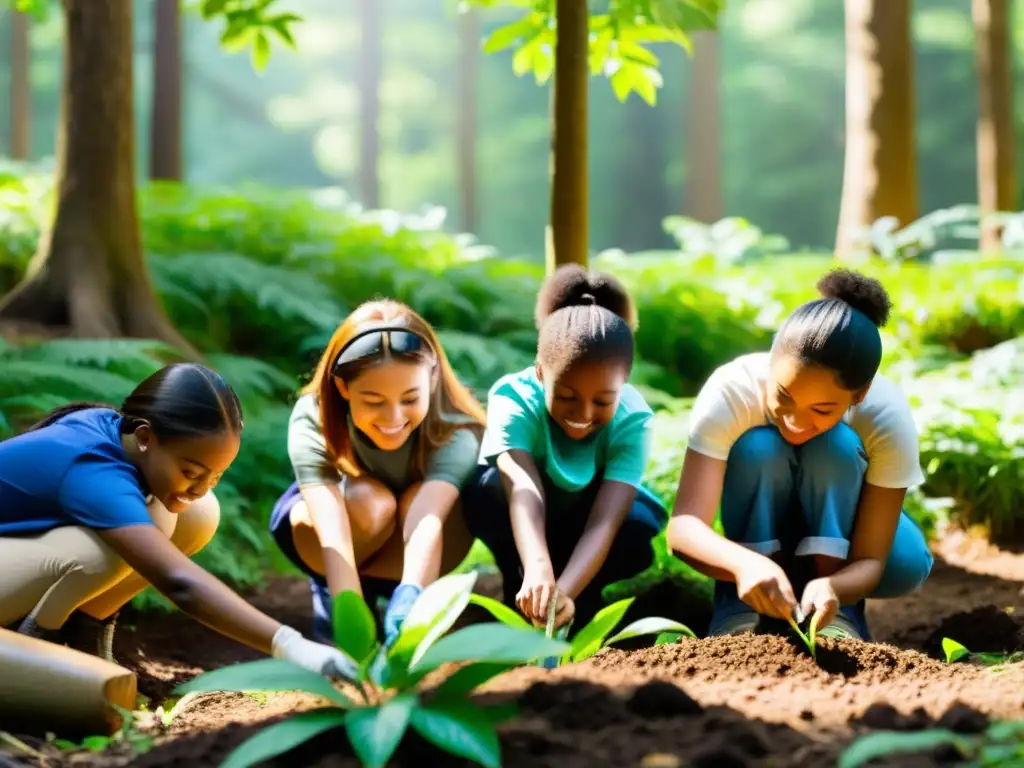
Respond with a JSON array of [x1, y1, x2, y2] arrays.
[[269, 481, 397, 643], [460, 464, 667, 632]]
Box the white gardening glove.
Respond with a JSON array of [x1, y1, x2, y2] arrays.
[[271, 625, 360, 680]]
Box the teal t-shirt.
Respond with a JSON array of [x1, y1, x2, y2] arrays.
[[479, 367, 653, 492]]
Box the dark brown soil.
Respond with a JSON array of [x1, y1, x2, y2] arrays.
[[5, 538, 1024, 768]]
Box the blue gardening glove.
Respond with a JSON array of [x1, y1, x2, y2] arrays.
[[384, 583, 422, 647]]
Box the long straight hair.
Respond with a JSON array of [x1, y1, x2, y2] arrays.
[[301, 299, 484, 479]]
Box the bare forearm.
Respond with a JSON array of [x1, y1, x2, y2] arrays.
[[160, 572, 281, 655], [400, 516, 444, 587], [556, 523, 617, 599], [509, 486, 552, 575], [667, 515, 753, 580], [826, 558, 883, 605]]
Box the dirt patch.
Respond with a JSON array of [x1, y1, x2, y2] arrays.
[[5, 547, 1024, 768]]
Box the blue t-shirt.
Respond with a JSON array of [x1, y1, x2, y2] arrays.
[[480, 367, 653, 492], [0, 408, 155, 536]]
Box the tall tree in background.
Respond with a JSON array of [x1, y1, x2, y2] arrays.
[[835, 0, 917, 259], [684, 30, 721, 222], [617, 95, 671, 251], [358, 0, 381, 209], [973, 0, 1016, 253], [547, 0, 589, 270], [457, 7, 479, 234], [0, 0, 298, 347], [473, 0, 724, 271], [9, 7, 30, 160], [150, 0, 183, 181]]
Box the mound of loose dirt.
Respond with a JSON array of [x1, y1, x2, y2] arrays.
[[920, 605, 1024, 659]]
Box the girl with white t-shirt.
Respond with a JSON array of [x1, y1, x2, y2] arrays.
[[666, 269, 933, 641]]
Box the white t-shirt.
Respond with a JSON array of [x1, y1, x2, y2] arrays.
[[687, 352, 925, 489]]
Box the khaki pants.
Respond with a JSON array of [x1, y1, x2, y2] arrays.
[[0, 493, 220, 630]]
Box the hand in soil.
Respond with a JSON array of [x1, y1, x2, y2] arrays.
[[799, 577, 840, 630], [735, 555, 799, 620], [518, 569, 574, 627]]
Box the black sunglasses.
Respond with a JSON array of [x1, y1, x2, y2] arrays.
[[332, 326, 426, 376]]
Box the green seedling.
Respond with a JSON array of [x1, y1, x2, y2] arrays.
[[839, 719, 1024, 768], [45, 704, 155, 755], [942, 637, 971, 664], [787, 608, 820, 660], [941, 637, 1023, 668], [176, 572, 569, 768], [469, 592, 695, 667]]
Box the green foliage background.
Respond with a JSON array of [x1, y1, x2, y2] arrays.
[[1, 170, 1021, 609]]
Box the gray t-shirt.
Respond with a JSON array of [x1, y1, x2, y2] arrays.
[[287, 394, 481, 493]]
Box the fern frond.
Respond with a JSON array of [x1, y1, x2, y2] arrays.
[[0, 360, 138, 405], [435, 329, 534, 395], [16, 338, 182, 381], [205, 353, 298, 402]]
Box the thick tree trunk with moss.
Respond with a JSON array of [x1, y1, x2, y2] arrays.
[[150, 0, 183, 181], [547, 0, 589, 271], [9, 9, 30, 160], [684, 30, 722, 223], [358, 0, 381, 209], [0, 0, 194, 354], [973, 0, 1016, 253], [457, 9, 479, 234], [835, 0, 917, 259]]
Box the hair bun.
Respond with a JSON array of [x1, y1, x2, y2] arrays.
[[816, 268, 892, 328], [534, 264, 638, 329]]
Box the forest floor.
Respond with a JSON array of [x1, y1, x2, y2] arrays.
[[5, 528, 1024, 768]]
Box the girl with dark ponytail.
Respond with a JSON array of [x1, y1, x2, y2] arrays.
[[0, 363, 353, 679], [667, 269, 933, 642], [462, 265, 667, 634]]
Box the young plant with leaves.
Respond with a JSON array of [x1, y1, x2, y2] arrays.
[[839, 720, 1024, 768], [470, 591, 695, 667], [175, 573, 569, 768]]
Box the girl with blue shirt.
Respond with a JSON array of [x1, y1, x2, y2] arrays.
[[462, 265, 667, 632], [0, 363, 353, 679]]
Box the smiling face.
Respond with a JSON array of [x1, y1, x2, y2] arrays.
[[766, 353, 868, 445], [336, 358, 433, 451], [133, 427, 240, 513], [538, 359, 630, 441]]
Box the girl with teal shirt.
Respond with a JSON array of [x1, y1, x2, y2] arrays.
[[461, 265, 667, 632]]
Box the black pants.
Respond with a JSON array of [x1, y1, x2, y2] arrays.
[[461, 464, 667, 632]]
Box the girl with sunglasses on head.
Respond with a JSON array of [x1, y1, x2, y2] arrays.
[[666, 269, 933, 641], [269, 300, 486, 645], [1, 363, 354, 679], [461, 265, 667, 634]]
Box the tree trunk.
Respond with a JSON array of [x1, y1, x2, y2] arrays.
[[973, 0, 1016, 253], [835, 0, 917, 259], [546, 0, 589, 272], [150, 0, 183, 181], [9, 9, 30, 161], [358, 0, 381, 209], [0, 0, 195, 355], [684, 31, 722, 223], [457, 9, 478, 234]]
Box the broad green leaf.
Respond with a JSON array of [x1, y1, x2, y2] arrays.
[[200, 0, 230, 19], [221, 710, 346, 768], [604, 617, 696, 647], [252, 31, 271, 72], [468, 594, 531, 630], [174, 658, 352, 707], [941, 637, 970, 664], [268, 13, 299, 47], [432, 663, 514, 701], [410, 702, 502, 768], [334, 590, 379, 667], [390, 572, 478, 669], [655, 632, 684, 646], [344, 695, 417, 768], [569, 598, 634, 662], [482, 15, 539, 53], [412, 624, 570, 674], [838, 730, 971, 768]]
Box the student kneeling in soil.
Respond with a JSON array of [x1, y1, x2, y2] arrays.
[[461, 265, 668, 633], [0, 363, 354, 678], [268, 300, 485, 645], [667, 269, 934, 641]]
